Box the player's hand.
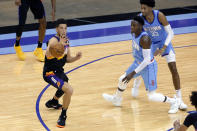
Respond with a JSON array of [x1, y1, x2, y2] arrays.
[[60, 34, 69, 45], [51, 9, 55, 21], [154, 49, 162, 56], [76, 52, 82, 60], [154, 45, 167, 56], [122, 72, 135, 83], [15, 0, 21, 6], [173, 119, 181, 131]]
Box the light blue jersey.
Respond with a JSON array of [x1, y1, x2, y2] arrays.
[[140, 10, 174, 56], [126, 31, 157, 92], [132, 31, 154, 64]]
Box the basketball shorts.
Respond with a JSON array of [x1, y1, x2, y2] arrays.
[[151, 41, 176, 63], [43, 71, 69, 90], [151, 41, 175, 56], [126, 60, 158, 92], [19, 0, 45, 25]]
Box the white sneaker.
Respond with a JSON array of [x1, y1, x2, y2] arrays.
[[131, 88, 139, 98], [102, 93, 122, 106], [168, 96, 179, 114], [178, 99, 188, 110]]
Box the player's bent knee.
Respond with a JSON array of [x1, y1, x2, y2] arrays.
[[55, 89, 64, 98], [118, 73, 127, 90], [61, 83, 73, 95], [68, 86, 73, 96]]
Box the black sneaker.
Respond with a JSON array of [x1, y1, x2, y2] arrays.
[[45, 99, 62, 109], [56, 115, 67, 128]]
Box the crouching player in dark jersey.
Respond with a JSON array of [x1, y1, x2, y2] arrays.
[[43, 19, 82, 128], [174, 91, 197, 131]]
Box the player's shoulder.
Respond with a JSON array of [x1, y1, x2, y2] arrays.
[[157, 10, 166, 19], [48, 37, 59, 46]]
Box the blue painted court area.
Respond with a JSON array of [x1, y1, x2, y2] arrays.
[[0, 13, 197, 55]]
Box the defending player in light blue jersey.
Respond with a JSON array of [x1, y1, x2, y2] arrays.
[[131, 0, 187, 111], [102, 16, 179, 114]]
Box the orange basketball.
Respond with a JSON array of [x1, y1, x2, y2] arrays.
[[49, 43, 65, 58]]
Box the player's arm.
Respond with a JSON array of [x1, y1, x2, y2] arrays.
[[46, 38, 58, 58], [66, 48, 82, 63], [59, 35, 82, 63], [174, 120, 188, 131], [51, 0, 56, 21], [122, 35, 151, 83], [158, 12, 174, 50], [134, 35, 152, 73]]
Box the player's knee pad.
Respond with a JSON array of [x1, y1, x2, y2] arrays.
[[147, 91, 165, 102], [16, 25, 24, 37], [118, 73, 127, 90], [55, 89, 64, 98]]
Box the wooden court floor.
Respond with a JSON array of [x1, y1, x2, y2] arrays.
[[0, 33, 196, 131]]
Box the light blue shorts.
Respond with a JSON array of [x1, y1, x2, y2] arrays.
[[126, 60, 158, 92], [151, 41, 175, 57]]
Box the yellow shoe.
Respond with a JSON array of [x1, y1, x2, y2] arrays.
[[14, 45, 26, 60], [33, 47, 44, 62]]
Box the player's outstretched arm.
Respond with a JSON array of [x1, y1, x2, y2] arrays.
[[66, 48, 82, 63], [122, 35, 151, 83], [173, 120, 188, 131]]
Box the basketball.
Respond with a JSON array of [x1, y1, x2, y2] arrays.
[[49, 43, 65, 58]]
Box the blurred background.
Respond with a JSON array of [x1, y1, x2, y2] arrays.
[[0, 0, 197, 27]]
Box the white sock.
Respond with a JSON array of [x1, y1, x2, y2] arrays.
[[176, 89, 182, 99], [165, 97, 176, 104], [115, 89, 123, 98], [148, 91, 176, 105], [133, 77, 141, 89], [148, 91, 165, 102]]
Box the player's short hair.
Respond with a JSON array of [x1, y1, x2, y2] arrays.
[[190, 91, 197, 108], [133, 16, 144, 26], [55, 18, 67, 27], [140, 0, 155, 8]]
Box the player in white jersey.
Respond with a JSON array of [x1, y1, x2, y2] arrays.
[[131, 0, 187, 110], [102, 16, 179, 114]]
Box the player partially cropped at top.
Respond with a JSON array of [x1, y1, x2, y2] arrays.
[[130, 0, 187, 112]]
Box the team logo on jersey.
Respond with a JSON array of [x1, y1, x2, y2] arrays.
[[132, 40, 140, 51], [144, 26, 161, 37]]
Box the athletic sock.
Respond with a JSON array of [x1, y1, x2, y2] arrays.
[[37, 41, 42, 48], [176, 89, 182, 99], [15, 39, 20, 46], [61, 108, 67, 117]]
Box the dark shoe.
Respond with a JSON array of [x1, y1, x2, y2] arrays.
[[45, 99, 62, 109], [56, 115, 67, 128]]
